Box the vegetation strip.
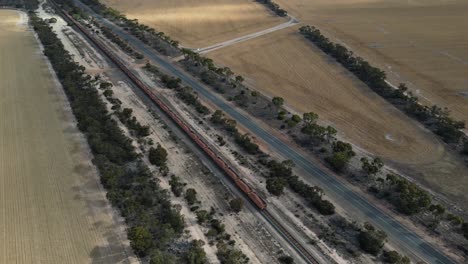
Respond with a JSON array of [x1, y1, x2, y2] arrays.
[[29, 13, 189, 262], [78, 0, 180, 56], [255, 0, 287, 17], [299, 25, 467, 159], [58, 0, 468, 259]]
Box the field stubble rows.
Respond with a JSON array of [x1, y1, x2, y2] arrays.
[[0, 10, 133, 264], [102, 0, 468, 214], [102, 0, 284, 47]]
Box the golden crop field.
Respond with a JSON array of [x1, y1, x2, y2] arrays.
[[102, 0, 284, 47], [208, 26, 468, 206], [274, 0, 468, 127], [0, 10, 131, 263]]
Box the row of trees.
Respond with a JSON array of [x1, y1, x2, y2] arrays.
[[265, 160, 336, 215], [91, 20, 144, 59], [299, 25, 467, 154], [210, 110, 260, 155], [30, 14, 188, 262], [144, 62, 340, 217], [115, 107, 151, 138], [256, 0, 288, 17], [0, 0, 38, 9], [60, 0, 180, 56]]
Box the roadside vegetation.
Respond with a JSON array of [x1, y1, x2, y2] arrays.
[[299, 25, 468, 162], [92, 21, 144, 59], [75, 0, 180, 56], [30, 14, 193, 262], [59, 0, 468, 260], [255, 0, 287, 17], [97, 46, 250, 264], [0, 0, 38, 9], [146, 50, 468, 259], [177, 19, 468, 257], [142, 62, 408, 260]]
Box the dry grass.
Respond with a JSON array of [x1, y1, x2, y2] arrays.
[[0, 10, 133, 263], [102, 0, 284, 47], [275, 0, 468, 127], [208, 27, 468, 206]]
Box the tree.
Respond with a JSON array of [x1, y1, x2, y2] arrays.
[[361, 157, 384, 176], [272, 97, 284, 107], [429, 204, 445, 220], [358, 223, 387, 255], [128, 226, 153, 257], [217, 242, 249, 263], [303, 112, 319, 125], [99, 81, 113, 89], [266, 177, 287, 196], [211, 110, 224, 124], [103, 89, 113, 97], [326, 152, 350, 172], [326, 141, 355, 172], [383, 250, 410, 264], [235, 75, 244, 83], [463, 140, 468, 155], [229, 198, 244, 213], [325, 126, 337, 141], [185, 188, 197, 205], [196, 210, 209, 224], [462, 222, 468, 239], [169, 175, 184, 197], [186, 240, 207, 264], [148, 144, 168, 167], [278, 255, 294, 264], [150, 250, 175, 264]]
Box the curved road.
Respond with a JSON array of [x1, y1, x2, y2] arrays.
[[73, 1, 457, 263]]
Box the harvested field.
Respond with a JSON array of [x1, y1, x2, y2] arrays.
[[101, 0, 284, 47], [0, 10, 134, 264], [274, 0, 468, 128], [208, 27, 468, 207]]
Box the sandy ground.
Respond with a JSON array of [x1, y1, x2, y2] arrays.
[[37, 0, 106, 72], [273, 0, 468, 130], [104, 71, 288, 263], [0, 10, 136, 264], [101, 0, 284, 47], [207, 27, 468, 207]]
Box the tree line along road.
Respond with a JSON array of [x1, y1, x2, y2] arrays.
[[72, 1, 456, 263]]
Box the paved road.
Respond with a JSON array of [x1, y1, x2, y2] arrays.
[[74, 1, 457, 263], [190, 15, 299, 54]]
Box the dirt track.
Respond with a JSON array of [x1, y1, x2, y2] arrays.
[[0, 10, 134, 264]]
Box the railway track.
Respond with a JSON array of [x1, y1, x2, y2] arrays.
[[49, 3, 321, 263], [262, 210, 320, 264]]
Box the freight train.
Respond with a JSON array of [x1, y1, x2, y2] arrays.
[[58, 7, 268, 210]]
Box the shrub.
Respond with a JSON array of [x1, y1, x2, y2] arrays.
[[229, 198, 244, 213], [266, 177, 287, 196], [149, 144, 168, 167], [358, 223, 387, 255]]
